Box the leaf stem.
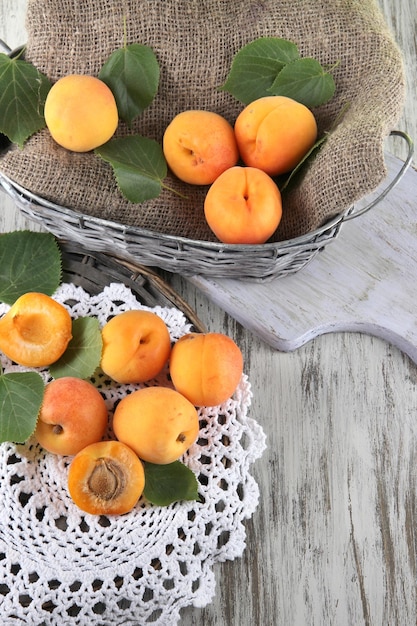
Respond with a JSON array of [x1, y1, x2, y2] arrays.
[[161, 182, 190, 200]]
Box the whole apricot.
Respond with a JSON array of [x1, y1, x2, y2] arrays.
[[44, 74, 119, 152], [204, 165, 282, 244], [113, 386, 200, 465], [169, 332, 243, 407], [0, 292, 72, 367], [68, 440, 145, 515], [234, 95, 318, 175], [100, 310, 172, 384], [162, 110, 239, 184], [35, 377, 108, 455]]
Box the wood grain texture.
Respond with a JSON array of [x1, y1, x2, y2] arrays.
[[1, 2, 417, 625]]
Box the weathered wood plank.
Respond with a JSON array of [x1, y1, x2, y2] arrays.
[[1, 2, 417, 626]]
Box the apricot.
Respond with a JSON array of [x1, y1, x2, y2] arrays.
[[35, 377, 108, 455], [169, 332, 243, 407], [0, 292, 72, 367], [100, 310, 172, 384], [113, 386, 200, 465], [44, 74, 119, 152], [234, 95, 318, 176], [162, 109, 239, 185], [204, 165, 282, 244], [68, 440, 145, 515]]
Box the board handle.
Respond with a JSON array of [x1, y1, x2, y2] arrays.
[[343, 130, 414, 222]]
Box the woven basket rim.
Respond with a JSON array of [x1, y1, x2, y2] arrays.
[[59, 239, 207, 332], [0, 171, 351, 251]]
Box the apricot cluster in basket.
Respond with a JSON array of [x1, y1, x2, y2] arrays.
[[43, 74, 317, 244], [0, 291, 243, 516]]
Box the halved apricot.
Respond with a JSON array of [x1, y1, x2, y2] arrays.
[[0, 292, 72, 367], [67, 440, 145, 515]]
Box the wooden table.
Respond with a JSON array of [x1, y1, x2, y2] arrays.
[[1, 2, 417, 624]]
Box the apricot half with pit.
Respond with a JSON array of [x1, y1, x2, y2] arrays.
[[0, 292, 72, 367], [68, 440, 145, 515]]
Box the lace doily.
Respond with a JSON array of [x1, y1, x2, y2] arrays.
[[0, 282, 266, 626]]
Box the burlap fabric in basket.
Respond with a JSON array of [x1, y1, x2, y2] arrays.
[[0, 0, 405, 242]]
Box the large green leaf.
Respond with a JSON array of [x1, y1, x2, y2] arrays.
[[0, 371, 44, 443], [50, 317, 103, 380], [0, 52, 51, 147], [99, 43, 160, 126], [0, 231, 62, 305], [220, 37, 300, 104], [269, 57, 336, 108], [95, 135, 167, 203], [143, 460, 199, 506]]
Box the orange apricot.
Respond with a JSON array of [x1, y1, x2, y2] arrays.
[[0, 292, 72, 367], [113, 386, 200, 465], [234, 95, 318, 176], [169, 332, 244, 407], [204, 165, 282, 244], [44, 74, 119, 152], [100, 310, 172, 384], [67, 440, 145, 515], [162, 109, 239, 184], [35, 377, 108, 456]]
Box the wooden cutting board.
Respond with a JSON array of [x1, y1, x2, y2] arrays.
[[189, 152, 417, 362]]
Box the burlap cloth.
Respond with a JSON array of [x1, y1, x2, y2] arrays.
[[0, 0, 405, 242]]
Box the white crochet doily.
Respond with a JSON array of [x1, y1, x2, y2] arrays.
[[0, 282, 266, 626]]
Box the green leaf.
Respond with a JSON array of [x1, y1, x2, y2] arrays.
[[269, 57, 336, 108], [220, 37, 300, 104], [0, 231, 62, 305], [279, 133, 329, 192], [0, 52, 52, 147], [50, 317, 103, 380], [0, 371, 44, 443], [99, 43, 160, 126], [95, 135, 167, 203], [143, 460, 199, 506]]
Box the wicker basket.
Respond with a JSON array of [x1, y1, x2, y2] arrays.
[[0, 134, 413, 282], [58, 239, 206, 331], [0, 32, 414, 282]]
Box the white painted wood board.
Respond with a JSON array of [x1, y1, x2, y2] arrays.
[[189, 153, 417, 360]]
